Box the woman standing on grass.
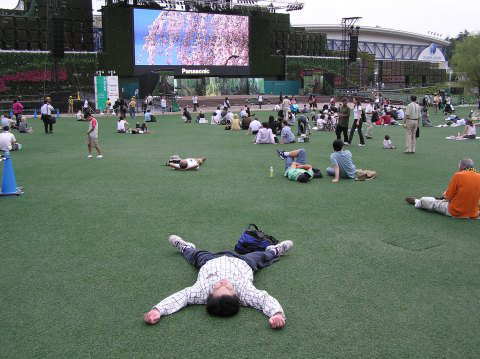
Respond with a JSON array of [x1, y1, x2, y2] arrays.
[[348, 98, 365, 147]]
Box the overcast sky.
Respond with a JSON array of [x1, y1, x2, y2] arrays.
[[91, 0, 479, 38]]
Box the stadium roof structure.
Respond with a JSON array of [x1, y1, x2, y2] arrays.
[[297, 24, 450, 47], [114, 0, 304, 12]]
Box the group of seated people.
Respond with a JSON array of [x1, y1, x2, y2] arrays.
[[276, 140, 376, 184], [1, 113, 32, 133]]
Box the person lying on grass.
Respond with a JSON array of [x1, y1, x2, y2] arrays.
[[405, 158, 480, 219], [167, 157, 207, 170], [144, 235, 293, 329], [276, 148, 322, 183]]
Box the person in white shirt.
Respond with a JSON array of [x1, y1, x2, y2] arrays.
[[0, 126, 18, 156], [461, 120, 479, 139], [1, 114, 14, 129], [255, 122, 275, 144], [257, 94, 263, 109], [117, 118, 129, 133], [40, 99, 55, 134], [143, 235, 293, 329], [383, 135, 396, 149], [146, 94, 154, 111], [364, 99, 374, 139], [192, 96, 199, 112], [396, 108, 405, 121], [86, 115, 102, 159], [282, 96, 291, 121], [168, 157, 206, 170], [239, 107, 248, 119], [211, 107, 221, 125], [160, 97, 167, 114], [248, 117, 262, 135], [348, 98, 365, 146], [225, 110, 234, 125]]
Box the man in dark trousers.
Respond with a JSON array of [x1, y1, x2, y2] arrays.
[[144, 235, 294, 329], [336, 98, 350, 144]]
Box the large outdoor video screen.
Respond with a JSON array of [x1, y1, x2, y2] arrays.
[[134, 9, 249, 70]]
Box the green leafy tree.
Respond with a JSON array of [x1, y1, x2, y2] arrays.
[[444, 30, 470, 60], [451, 34, 480, 93]]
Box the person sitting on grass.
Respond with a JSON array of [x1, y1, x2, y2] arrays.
[[383, 135, 396, 149], [145, 109, 156, 122], [0, 126, 20, 157], [143, 235, 293, 329], [255, 122, 275, 144], [248, 117, 262, 135], [231, 114, 241, 130], [117, 118, 129, 133], [280, 121, 295, 144], [327, 140, 357, 182], [1, 113, 14, 129], [276, 148, 317, 183], [460, 120, 478, 139], [405, 158, 480, 219], [196, 111, 206, 124], [168, 157, 207, 171]]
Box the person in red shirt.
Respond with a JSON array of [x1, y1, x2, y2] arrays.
[[12, 99, 24, 127], [405, 159, 480, 219]]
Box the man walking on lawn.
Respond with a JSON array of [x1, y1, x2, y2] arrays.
[[144, 235, 293, 329], [86, 114, 103, 159]]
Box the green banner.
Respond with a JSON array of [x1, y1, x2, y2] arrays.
[[95, 76, 108, 111]]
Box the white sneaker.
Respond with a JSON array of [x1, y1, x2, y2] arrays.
[[87, 154, 93, 159], [358, 144, 366, 147], [168, 235, 196, 252], [97, 155, 103, 159], [266, 240, 294, 256]]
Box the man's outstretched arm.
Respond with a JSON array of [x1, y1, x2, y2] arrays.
[[144, 283, 206, 325], [240, 285, 286, 329]]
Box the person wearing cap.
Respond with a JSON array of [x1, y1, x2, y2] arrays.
[[68, 96, 74, 114], [404, 95, 421, 153]]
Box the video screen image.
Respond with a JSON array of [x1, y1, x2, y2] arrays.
[[134, 9, 249, 67]]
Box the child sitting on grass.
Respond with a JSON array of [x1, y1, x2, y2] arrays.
[[383, 135, 396, 149]]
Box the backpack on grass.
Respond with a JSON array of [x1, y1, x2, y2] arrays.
[[234, 224, 278, 254]]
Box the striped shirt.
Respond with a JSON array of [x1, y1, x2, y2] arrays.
[[153, 256, 284, 318]]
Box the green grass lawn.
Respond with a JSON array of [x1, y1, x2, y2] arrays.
[[1, 107, 479, 358]]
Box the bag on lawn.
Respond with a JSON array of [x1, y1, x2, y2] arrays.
[[234, 224, 278, 254]]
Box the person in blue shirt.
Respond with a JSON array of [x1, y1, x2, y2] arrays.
[[280, 121, 295, 144], [327, 140, 357, 182], [144, 109, 156, 122]]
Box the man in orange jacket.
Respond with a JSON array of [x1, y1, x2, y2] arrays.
[[405, 158, 480, 219]]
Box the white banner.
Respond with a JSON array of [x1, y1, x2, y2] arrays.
[[418, 44, 446, 63], [106, 76, 119, 104]]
